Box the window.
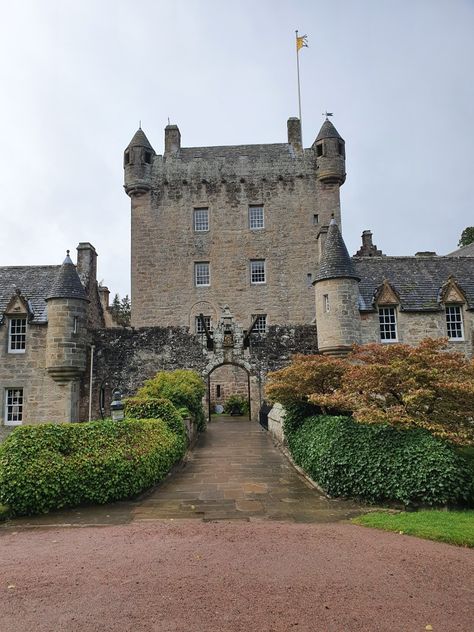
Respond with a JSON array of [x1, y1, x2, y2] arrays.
[[379, 307, 398, 342], [5, 388, 23, 425], [195, 315, 212, 334], [193, 208, 209, 232], [124, 150, 130, 165], [252, 314, 267, 334], [316, 143, 323, 157], [313, 214, 319, 225], [216, 385, 221, 398], [73, 316, 79, 335], [8, 318, 27, 353], [144, 151, 152, 164], [249, 205, 264, 230], [323, 294, 330, 313], [446, 306, 464, 340], [195, 262, 210, 286], [338, 141, 344, 156], [250, 260, 266, 284]]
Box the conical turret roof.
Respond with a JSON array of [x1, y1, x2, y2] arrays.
[[314, 220, 360, 282], [315, 118, 343, 142], [46, 252, 88, 301], [126, 127, 154, 151]]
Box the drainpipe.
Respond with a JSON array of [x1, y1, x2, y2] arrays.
[[88, 345, 95, 422]]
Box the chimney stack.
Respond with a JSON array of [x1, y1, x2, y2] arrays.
[[287, 117, 302, 152], [164, 124, 181, 155]]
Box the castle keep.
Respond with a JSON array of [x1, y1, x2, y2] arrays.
[[1, 116, 473, 430]]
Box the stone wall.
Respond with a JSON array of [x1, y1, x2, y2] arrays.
[[87, 324, 318, 420]]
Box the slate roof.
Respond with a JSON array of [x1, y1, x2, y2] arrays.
[[353, 256, 474, 311], [126, 128, 154, 150], [314, 220, 360, 282], [46, 254, 88, 301], [0, 265, 60, 323], [315, 119, 343, 142], [447, 242, 474, 257]]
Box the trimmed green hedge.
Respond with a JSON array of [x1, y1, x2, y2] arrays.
[[0, 418, 186, 516], [286, 413, 474, 506], [124, 396, 186, 437]]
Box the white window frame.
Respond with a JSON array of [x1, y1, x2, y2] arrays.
[[249, 206, 264, 230], [195, 262, 210, 287], [193, 208, 209, 232], [252, 314, 267, 334], [250, 259, 266, 284], [378, 306, 398, 342], [8, 317, 27, 353], [4, 388, 23, 425], [195, 315, 212, 334], [445, 305, 464, 340]]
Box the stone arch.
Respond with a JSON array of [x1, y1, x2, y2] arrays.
[[204, 359, 261, 424]]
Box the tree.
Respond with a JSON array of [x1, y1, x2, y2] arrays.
[[458, 226, 474, 247], [310, 339, 474, 444], [110, 293, 131, 327]]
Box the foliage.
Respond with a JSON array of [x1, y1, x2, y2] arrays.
[[266, 354, 346, 409], [312, 339, 474, 444], [136, 369, 206, 430], [124, 396, 186, 437], [286, 414, 474, 506], [353, 510, 474, 547], [110, 293, 131, 327], [0, 418, 186, 516], [223, 394, 249, 416], [458, 226, 474, 247]]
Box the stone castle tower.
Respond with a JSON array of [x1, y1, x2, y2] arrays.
[[124, 116, 347, 333]]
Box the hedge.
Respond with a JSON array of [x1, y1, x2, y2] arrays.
[[124, 396, 186, 437], [0, 418, 186, 516], [286, 413, 474, 506], [136, 370, 206, 430]]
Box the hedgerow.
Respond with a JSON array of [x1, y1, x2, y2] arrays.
[[136, 369, 206, 430], [285, 411, 474, 506], [0, 418, 186, 516], [124, 396, 186, 436]]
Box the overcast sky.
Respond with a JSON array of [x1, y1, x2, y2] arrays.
[[0, 0, 473, 298]]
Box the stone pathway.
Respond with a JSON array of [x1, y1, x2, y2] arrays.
[[2, 416, 365, 528]]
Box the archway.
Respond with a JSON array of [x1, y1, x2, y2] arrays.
[[206, 362, 254, 423]]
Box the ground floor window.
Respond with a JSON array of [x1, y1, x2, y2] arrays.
[[5, 388, 23, 425], [252, 314, 267, 334], [378, 306, 398, 341], [195, 315, 212, 334], [446, 305, 464, 339]]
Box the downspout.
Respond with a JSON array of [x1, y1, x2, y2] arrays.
[[88, 344, 95, 422]]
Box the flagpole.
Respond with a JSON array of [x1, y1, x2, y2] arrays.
[[295, 30, 303, 142]]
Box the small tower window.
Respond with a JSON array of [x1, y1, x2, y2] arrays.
[[307, 273, 313, 286], [323, 295, 330, 313], [338, 141, 344, 156], [73, 316, 79, 335], [316, 143, 323, 157], [144, 151, 152, 164], [313, 214, 319, 225], [124, 150, 130, 165]]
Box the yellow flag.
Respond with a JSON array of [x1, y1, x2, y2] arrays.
[[296, 34, 308, 52]]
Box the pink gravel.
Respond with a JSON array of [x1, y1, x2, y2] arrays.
[[1, 520, 473, 632]]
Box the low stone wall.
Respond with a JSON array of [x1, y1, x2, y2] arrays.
[[268, 403, 285, 444]]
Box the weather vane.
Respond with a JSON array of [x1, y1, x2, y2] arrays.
[[322, 111, 334, 119]]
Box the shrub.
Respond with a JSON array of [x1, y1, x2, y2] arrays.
[[223, 394, 249, 416], [136, 370, 206, 430], [286, 414, 474, 506], [124, 396, 186, 436], [0, 418, 186, 516]]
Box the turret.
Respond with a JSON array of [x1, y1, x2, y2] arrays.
[[45, 252, 88, 383], [124, 127, 155, 197], [313, 117, 346, 233], [313, 220, 361, 356]]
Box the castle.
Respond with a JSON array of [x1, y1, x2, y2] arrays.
[[0, 116, 472, 430]]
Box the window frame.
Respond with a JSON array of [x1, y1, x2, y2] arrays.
[[8, 317, 27, 354], [4, 388, 24, 426], [250, 259, 266, 285], [193, 207, 209, 232], [445, 305, 464, 341], [194, 262, 210, 287], [251, 314, 267, 334], [195, 315, 212, 335], [249, 205, 264, 230], [378, 306, 398, 343]]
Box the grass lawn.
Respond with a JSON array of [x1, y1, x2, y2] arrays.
[[353, 510, 474, 547]]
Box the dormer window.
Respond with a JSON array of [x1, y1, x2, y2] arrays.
[[8, 318, 27, 353], [379, 307, 398, 342], [446, 305, 464, 340]]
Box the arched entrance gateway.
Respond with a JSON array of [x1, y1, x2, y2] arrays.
[[207, 363, 252, 422]]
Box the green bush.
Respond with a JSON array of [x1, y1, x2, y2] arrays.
[[137, 369, 206, 430], [124, 396, 186, 437], [0, 418, 186, 516], [286, 413, 474, 506], [223, 394, 249, 416]]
